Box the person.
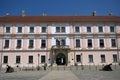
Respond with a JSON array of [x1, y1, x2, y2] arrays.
[[101, 63, 113, 71], [6, 65, 14, 73], [44, 63, 47, 70]]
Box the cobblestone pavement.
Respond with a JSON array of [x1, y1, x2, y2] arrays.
[[0, 66, 120, 80]]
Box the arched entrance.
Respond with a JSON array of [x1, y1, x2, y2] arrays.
[[56, 53, 66, 65]]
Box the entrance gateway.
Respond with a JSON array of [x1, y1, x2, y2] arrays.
[[56, 53, 66, 65]]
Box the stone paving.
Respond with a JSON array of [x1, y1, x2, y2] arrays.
[[0, 66, 120, 80]]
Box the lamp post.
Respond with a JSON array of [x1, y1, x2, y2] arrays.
[[38, 54, 40, 70]]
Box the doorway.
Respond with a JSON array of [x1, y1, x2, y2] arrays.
[[56, 53, 66, 65]]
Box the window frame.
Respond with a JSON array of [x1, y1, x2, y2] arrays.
[[16, 56, 21, 64], [3, 56, 8, 64], [28, 55, 33, 64], [88, 55, 93, 63], [101, 55, 106, 63], [41, 55, 46, 63]]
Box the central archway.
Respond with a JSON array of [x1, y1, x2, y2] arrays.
[[56, 53, 66, 65]]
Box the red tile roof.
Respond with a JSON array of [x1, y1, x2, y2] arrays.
[[0, 16, 120, 23]]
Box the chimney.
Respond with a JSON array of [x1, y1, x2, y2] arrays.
[[93, 11, 96, 16], [42, 12, 47, 16], [22, 10, 26, 17], [109, 13, 112, 16]]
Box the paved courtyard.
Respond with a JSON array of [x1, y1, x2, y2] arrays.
[[0, 66, 120, 80]]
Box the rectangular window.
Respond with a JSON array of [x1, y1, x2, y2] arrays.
[[29, 40, 34, 48], [87, 26, 91, 32], [5, 27, 10, 33], [88, 55, 93, 62], [3, 56, 8, 63], [56, 27, 60, 32], [61, 39, 66, 46], [28, 56, 33, 63], [41, 40, 46, 48], [76, 55, 81, 62], [101, 55, 106, 63], [61, 27, 65, 32], [98, 26, 103, 32], [41, 27, 47, 33], [111, 39, 116, 47], [75, 26, 80, 32], [17, 27, 22, 33], [76, 39, 80, 47], [56, 39, 60, 46], [110, 26, 115, 32], [56, 39, 66, 46], [16, 40, 22, 48], [16, 56, 21, 64], [99, 39, 104, 48], [4, 40, 9, 48], [29, 27, 34, 33], [41, 55, 46, 63], [113, 54, 117, 62], [88, 39, 92, 48]]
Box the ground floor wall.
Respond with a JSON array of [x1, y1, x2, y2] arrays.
[[0, 50, 120, 68]]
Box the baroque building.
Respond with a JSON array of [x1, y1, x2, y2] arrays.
[[0, 12, 120, 68]]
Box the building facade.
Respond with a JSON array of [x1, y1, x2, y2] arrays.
[[0, 14, 120, 68]]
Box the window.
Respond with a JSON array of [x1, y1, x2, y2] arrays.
[[98, 26, 103, 32], [3, 56, 8, 63], [76, 39, 80, 48], [5, 27, 10, 33], [88, 39, 92, 48], [56, 27, 65, 33], [41, 55, 46, 63], [29, 27, 34, 33], [110, 26, 115, 32], [28, 56, 33, 64], [41, 27, 47, 33], [16, 40, 22, 48], [56, 39, 66, 46], [29, 40, 34, 48], [113, 54, 117, 62], [111, 39, 116, 47], [16, 56, 21, 64], [75, 26, 80, 32], [87, 26, 91, 32], [88, 55, 93, 63], [4, 40, 9, 48], [76, 55, 81, 62], [41, 40, 46, 48], [101, 55, 106, 63], [99, 39, 104, 48], [17, 27, 22, 33]]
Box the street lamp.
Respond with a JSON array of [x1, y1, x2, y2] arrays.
[[37, 54, 40, 70]]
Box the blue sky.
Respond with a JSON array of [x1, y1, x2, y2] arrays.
[[0, 0, 120, 16]]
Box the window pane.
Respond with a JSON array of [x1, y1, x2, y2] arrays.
[[6, 27, 10, 33], [41, 40, 46, 48], [17, 40, 21, 48], [42, 27, 46, 33], [18, 27, 22, 33], [29, 56, 33, 63], [30, 27, 34, 33], [113, 54, 117, 62], [111, 39, 116, 47], [76, 39, 80, 47], [4, 40, 9, 48], [61, 27, 65, 32], [56, 27, 60, 32], [75, 26, 80, 32], [76, 55, 81, 62], [100, 39, 104, 48], [16, 56, 21, 63], [110, 26, 115, 32], [41, 56, 46, 63], [61, 39, 66, 46], [29, 40, 34, 48], [89, 55, 93, 62], [3, 56, 8, 63], [88, 39, 92, 48], [101, 55, 106, 63], [56, 39, 60, 46], [98, 26, 103, 32], [87, 26, 91, 32]]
